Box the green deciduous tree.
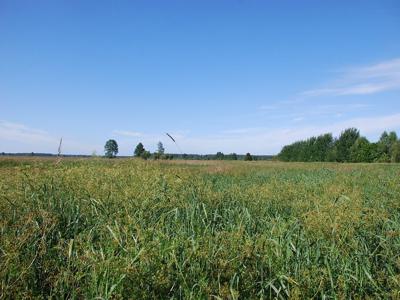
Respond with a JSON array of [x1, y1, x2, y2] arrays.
[[244, 153, 253, 161], [335, 128, 360, 162], [141, 150, 151, 160], [391, 141, 400, 163], [229, 153, 238, 160], [215, 152, 225, 160], [157, 142, 165, 155], [350, 137, 378, 163], [134, 143, 145, 157], [104, 139, 118, 158], [315, 133, 334, 161], [377, 131, 398, 162], [325, 145, 337, 162], [154, 142, 165, 160], [134, 142, 151, 160]]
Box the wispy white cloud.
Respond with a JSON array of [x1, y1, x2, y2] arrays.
[[0, 120, 100, 154], [302, 103, 371, 117], [330, 113, 400, 135], [302, 58, 400, 97], [255, 102, 372, 122], [112, 130, 142, 138], [292, 117, 304, 122], [0, 120, 56, 144]]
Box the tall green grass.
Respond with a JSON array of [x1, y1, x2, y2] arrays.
[[1, 158, 399, 298]]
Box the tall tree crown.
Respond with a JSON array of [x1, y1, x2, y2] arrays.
[[134, 143, 145, 157], [104, 139, 118, 158]]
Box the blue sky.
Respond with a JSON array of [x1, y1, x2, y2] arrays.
[[1, 0, 400, 155]]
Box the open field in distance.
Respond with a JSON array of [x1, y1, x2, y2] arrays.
[[1, 157, 400, 298]]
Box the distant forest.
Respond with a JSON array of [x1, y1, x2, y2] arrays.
[[0, 152, 273, 161], [278, 128, 400, 163]]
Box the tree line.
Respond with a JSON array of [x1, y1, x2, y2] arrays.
[[103, 140, 267, 161], [278, 128, 400, 163], [104, 140, 173, 160]]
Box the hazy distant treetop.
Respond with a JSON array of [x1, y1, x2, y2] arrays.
[[141, 150, 151, 160], [229, 153, 238, 160], [157, 142, 165, 155], [134, 143, 145, 157], [244, 153, 253, 161], [104, 139, 118, 158], [215, 152, 224, 160]]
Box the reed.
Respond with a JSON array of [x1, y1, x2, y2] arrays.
[[1, 158, 399, 298]]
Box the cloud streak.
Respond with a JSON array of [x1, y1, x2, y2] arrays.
[[0, 120, 101, 154], [302, 58, 400, 97], [112, 130, 143, 138], [0, 120, 57, 144]]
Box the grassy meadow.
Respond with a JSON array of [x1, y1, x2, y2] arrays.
[[1, 157, 400, 299]]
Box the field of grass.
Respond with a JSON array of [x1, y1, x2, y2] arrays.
[[1, 157, 400, 299]]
